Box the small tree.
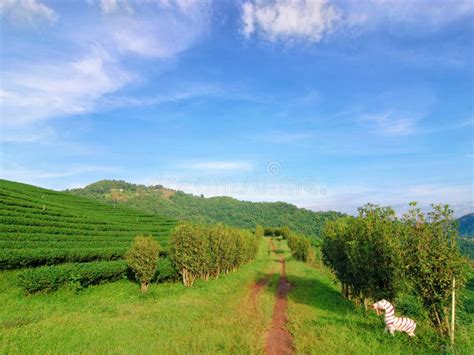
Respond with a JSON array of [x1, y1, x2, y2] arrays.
[[125, 235, 161, 293]]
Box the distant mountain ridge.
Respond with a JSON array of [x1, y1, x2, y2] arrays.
[[66, 180, 344, 237], [458, 213, 474, 237]]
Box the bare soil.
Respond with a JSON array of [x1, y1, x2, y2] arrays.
[[265, 240, 295, 355]]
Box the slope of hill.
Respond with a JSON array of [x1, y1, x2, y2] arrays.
[[0, 179, 176, 269], [67, 180, 344, 237], [459, 213, 474, 236]]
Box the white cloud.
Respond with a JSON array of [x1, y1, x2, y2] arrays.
[[241, 0, 474, 43], [145, 173, 473, 217], [1, 0, 212, 131], [0, 0, 57, 26], [1, 48, 134, 126], [305, 183, 473, 217], [241, 0, 340, 42], [101, 0, 210, 58]]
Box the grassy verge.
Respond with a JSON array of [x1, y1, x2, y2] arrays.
[[277, 237, 474, 354], [0, 238, 277, 354]]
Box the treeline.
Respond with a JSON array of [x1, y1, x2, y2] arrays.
[[17, 222, 261, 293], [68, 180, 344, 237], [322, 203, 467, 335], [169, 223, 260, 286]]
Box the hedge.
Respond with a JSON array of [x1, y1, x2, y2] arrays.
[[17, 260, 128, 294], [0, 247, 127, 269]]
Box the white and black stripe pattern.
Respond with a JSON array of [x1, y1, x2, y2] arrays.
[[372, 299, 416, 337]]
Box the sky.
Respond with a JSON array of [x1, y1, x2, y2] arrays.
[[0, 0, 473, 216]]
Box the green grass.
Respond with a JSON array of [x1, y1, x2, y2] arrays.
[[0, 238, 277, 354], [277, 237, 474, 354], [1, 235, 472, 354]]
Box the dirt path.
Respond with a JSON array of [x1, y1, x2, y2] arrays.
[[265, 239, 295, 355], [248, 239, 274, 306]]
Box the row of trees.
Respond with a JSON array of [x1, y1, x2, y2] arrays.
[[169, 223, 260, 286], [321, 203, 467, 335], [263, 226, 291, 238], [287, 233, 314, 263]]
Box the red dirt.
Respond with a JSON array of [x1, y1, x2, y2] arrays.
[[249, 239, 274, 304], [265, 241, 295, 355]]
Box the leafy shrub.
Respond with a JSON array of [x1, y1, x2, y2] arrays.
[[264, 227, 274, 236], [321, 202, 468, 335], [287, 233, 314, 263], [280, 226, 291, 239], [402, 203, 467, 334], [125, 236, 161, 292], [255, 225, 264, 239], [18, 260, 128, 294], [155, 256, 178, 282], [169, 223, 260, 286]]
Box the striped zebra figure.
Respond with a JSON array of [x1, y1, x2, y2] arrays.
[[372, 299, 416, 337]]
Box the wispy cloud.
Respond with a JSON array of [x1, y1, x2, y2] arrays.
[[98, 0, 210, 59], [0, 161, 119, 183], [358, 110, 419, 136], [241, 0, 340, 42], [1, 0, 212, 129], [0, 0, 57, 27], [341, 0, 474, 31], [1, 48, 134, 127]]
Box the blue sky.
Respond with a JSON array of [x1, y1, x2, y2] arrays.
[[1, 0, 473, 215]]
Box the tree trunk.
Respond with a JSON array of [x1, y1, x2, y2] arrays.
[[451, 277, 456, 344], [141, 282, 149, 293]]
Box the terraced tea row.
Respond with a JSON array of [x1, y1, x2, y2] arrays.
[[0, 179, 176, 269]]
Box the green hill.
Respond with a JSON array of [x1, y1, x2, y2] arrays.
[[0, 179, 176, 270], [459, 213, 474, 237], [67, 179, 344, 237]]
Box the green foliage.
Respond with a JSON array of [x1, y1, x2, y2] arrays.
[[264, 227, 274, 236], [68, 179, 344, 237], [402, 203, 467, 334], [322, 205, 404, 304], [0, 179, 175, 270], [280, 226, 291, 239], [18, 260, 128, 294], [169, 222, 260, 286], [125, 236, 161, 292], [255, 224, 264, 238], [458, 237, 474, 259], [0, 247, 126, 269], [287, 233, 314, 263], [155, 256, 178, 282], [322, 202, 469, 335]]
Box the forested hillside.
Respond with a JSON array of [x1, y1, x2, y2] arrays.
[[67, 180, 343, 237], [459, 213, 474, 236]]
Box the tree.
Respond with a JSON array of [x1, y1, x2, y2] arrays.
[[125, 236, 161, 293], [402, 203, 466, 334]]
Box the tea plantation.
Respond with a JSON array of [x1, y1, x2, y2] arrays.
[[0, 179, 176, 279]]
